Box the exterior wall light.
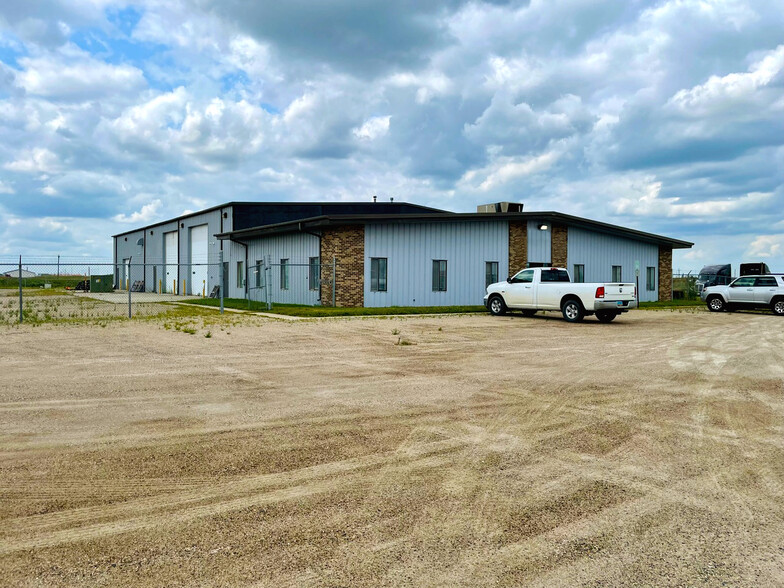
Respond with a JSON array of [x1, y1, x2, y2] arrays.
[[538, 223, 549, 230]]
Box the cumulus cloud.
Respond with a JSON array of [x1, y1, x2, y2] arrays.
[[746, 235, 783, 259], [112, 199, 162, 223], [353, 116, 390, 141], [4, 148, 61, 173], [0, 180, 15, 194], [613, 185, 774, 218]]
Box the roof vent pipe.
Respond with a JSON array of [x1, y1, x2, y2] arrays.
[[373, 195, 377, 203], [390, 197, 394, 203]]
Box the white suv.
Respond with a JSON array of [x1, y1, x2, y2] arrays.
[[701, 274, 784, 316]]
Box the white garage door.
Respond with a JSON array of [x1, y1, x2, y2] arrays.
[[190, 224, 208, 295], [164, 231, 178, 294]]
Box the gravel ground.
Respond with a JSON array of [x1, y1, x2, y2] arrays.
[[0, 309, 783, 587]]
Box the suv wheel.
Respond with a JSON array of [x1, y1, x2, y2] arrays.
[[772, 298, 784, 317], [707, 296, 725, 312], [488, 295, 507, 316], [561, 299, 584, 323]]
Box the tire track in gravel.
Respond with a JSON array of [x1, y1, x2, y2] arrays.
[[0, 436, 469, 554]]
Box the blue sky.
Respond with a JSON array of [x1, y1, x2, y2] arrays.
[[0, 0, 783, 273]]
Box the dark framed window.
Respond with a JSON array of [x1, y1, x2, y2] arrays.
[[370, 257, 387, 292], [612, 265, 622, 282], [485, 261, 499, 287], [731, 277, 755, 287], [309, 257, 320, 290], [236, 261, 244, 289], [755, 276, 778, 287], [255, 260, 263, 288], [280, 259, 289, 290], [573, 264, 585, 283], [646, 267, 656, 291], [432, 260, 447, 292], [541, 268, 570, 282]]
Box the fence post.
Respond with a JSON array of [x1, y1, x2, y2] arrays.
[[128, 256, 132, 319], [218, 251, 224, 314], [18, 255, 23, 324], [332, 256, 337, 308]]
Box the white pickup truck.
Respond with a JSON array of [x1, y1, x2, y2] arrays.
[[483, 267, 637, 322]]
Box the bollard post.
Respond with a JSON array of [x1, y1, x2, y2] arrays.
[[202, 280, 205, 297], [182, 279, 186, 296]]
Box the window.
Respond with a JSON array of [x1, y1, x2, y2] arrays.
[[255, 260, 263, 288], [485, 261, 499, 288], [573, 264, 584, 283], [309, 257, 320, 290], [280, 258, 290, 290], [432, 260, 447, 292], [731, 277, 755, 287], [370, 258, 387, 292], [646, 267, 656, 291], [511, 269, 534, 283], [755, 276, 778, 287], [612, 265, 622, 282], [236, 261, 244, 289], [541, 269, 570, 282]]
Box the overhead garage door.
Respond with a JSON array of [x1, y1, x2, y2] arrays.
[[164, 231, 178, 294], [190, 224, 208, 295]]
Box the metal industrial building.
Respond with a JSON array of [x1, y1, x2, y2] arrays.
[[113, 201, 692, 306]]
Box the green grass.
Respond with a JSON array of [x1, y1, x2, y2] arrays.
[[639, 298, 703, 309], [0, 275, 89, 289], [182, 297, 486, 317]]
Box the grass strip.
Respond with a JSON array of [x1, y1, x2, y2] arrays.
[[182, 297, 487, 317]]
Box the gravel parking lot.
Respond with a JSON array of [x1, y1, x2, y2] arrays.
[[1, 310, 782, 586]]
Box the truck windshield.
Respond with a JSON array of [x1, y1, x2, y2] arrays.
[[698, 274, 713, 282]]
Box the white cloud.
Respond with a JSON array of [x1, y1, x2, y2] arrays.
[[15, 46, 146, 101], [0, 180, 15, 194], [112, 200, 163, 224], [41, 185, 58, 196], [353, 116, 390, 141], [4, 148, 61, 174], [746, 235, 783, 258], [613, 183, 774, 218]]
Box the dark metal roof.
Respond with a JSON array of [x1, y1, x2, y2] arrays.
[[111, 201, 447, 238], [217, 211, 693, 249]]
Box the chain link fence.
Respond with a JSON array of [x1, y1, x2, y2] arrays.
[[1, 255, 226, 325], [1, 255, 340, 324]]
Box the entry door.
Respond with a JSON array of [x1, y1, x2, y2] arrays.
[[727, 277, 756, 304], [189, 225, 208, 295], [121, 258, 129, 289], [164, 231, 178, 294]]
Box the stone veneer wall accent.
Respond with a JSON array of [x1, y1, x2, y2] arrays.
[[551, 223, 568, 269], [320, 226, 365, 307], [508, 221, 527, 275], [658, 246, 673, 301]]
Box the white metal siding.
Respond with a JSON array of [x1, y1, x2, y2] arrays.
[[244, 233, 320, 305], [364, 221, 509, 307], [566, 227, 660, 302], [527, 220, 551, 264]]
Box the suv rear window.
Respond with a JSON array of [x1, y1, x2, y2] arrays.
[[541, 269, 571, 282], [756, 277, 779, 287]]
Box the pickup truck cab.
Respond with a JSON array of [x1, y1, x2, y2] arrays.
[[484, 267, 637, 322], [701, 274, 784, 316]]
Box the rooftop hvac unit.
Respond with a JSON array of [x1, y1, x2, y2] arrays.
[[477, 202, 524, 213]]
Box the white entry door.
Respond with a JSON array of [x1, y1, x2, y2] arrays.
[[189, 224, 208, 295], [164, 231, 178, 294]]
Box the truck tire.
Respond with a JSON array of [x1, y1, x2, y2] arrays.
[[707, 296, 725, 312], [488, 295, 507, 316], [596, 310, 618, 323], [561, 298, 584, 323], [772, 298, 784, 316]]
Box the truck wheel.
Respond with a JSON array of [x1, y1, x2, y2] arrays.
[[707, 296, 725, 312], [596, 311, 618, 323], [772, 298, 784, 316], [561, 299, 584, 323], [488, 295, 507, 316]]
